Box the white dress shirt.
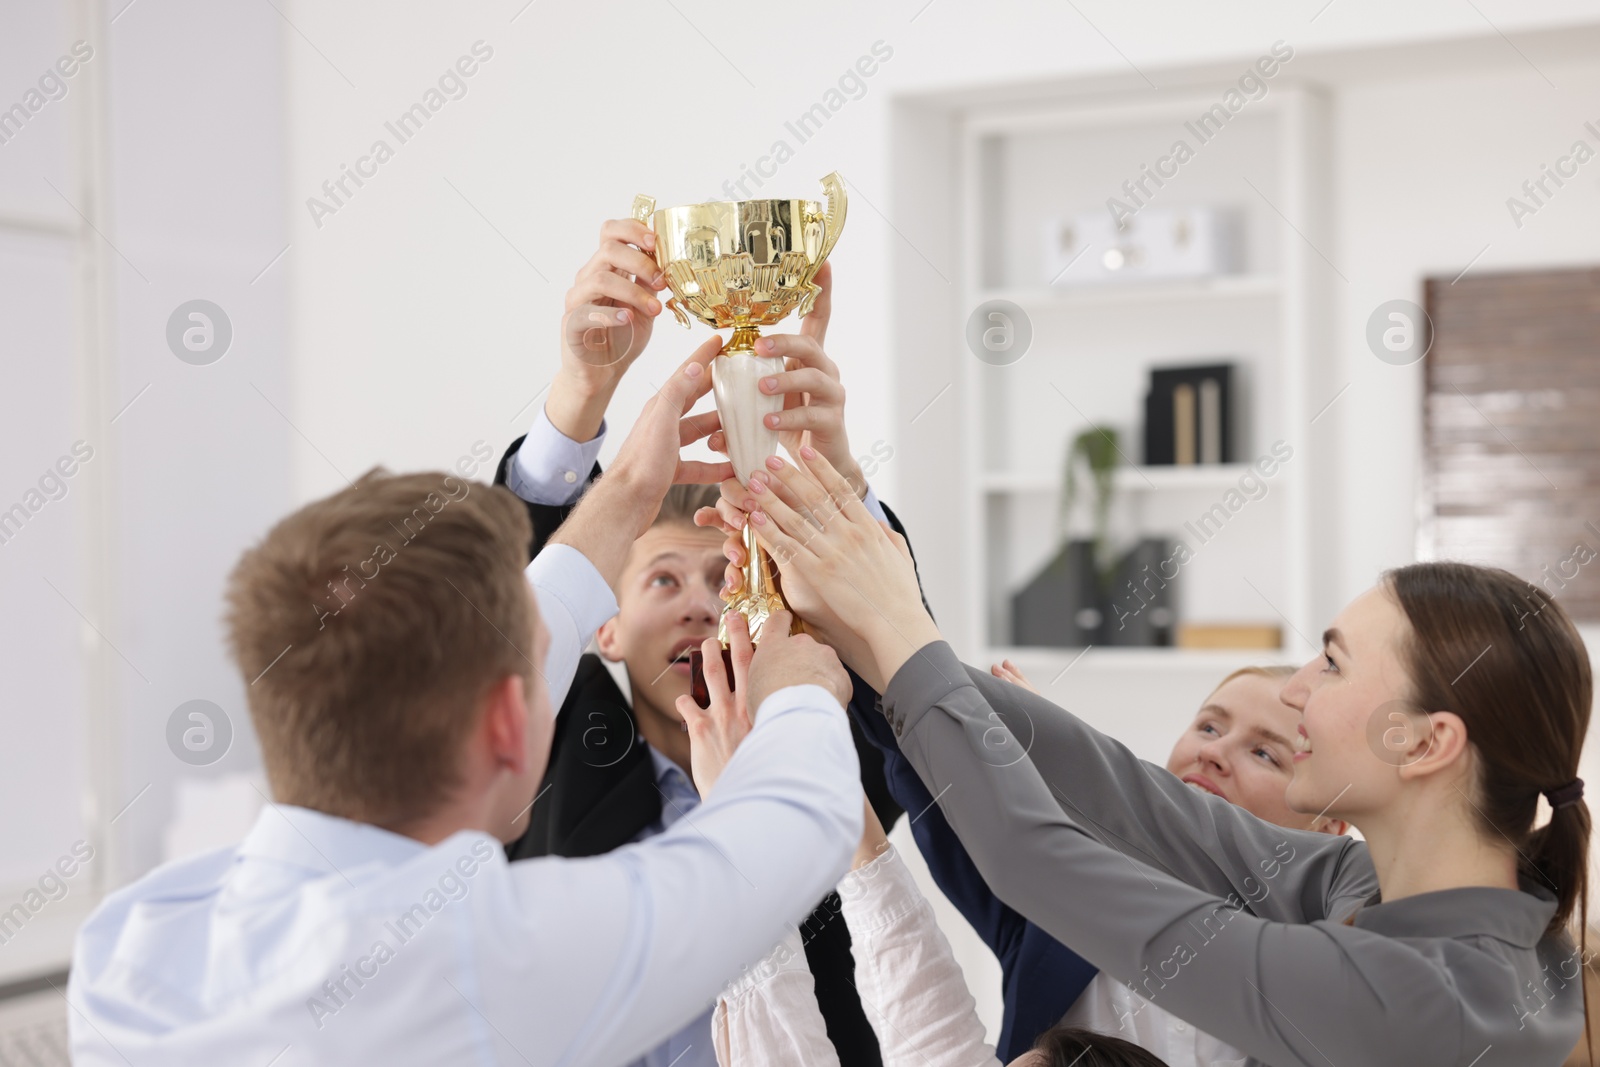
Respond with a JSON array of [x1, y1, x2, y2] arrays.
[[714, 845, 998, 1067], [509, 405, 892, 525], [68, 544, 863, 1067]]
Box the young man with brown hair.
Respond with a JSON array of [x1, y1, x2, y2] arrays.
[[67, 347, 865, 1067], [495, 218, 909, 1067]]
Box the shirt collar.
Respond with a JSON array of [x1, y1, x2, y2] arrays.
[[643, 740, 690, 788], [1352, 878, 1559, 948], [235, 804, 427, 878]]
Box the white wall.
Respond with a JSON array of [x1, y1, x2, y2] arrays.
[[280, 0, 1600, 514], [100, 0, 291, 890], [0, 0, 290, 980], [1333, 58, 1600, 601]]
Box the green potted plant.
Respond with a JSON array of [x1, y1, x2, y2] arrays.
[[1013, 425, 1177, 648], [1060, 425, 1121, 588], [1011, 426, 1121, 647]]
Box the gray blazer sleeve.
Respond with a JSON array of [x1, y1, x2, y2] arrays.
[[950, 658, 1376, 920], [881, 642, 1523, 1067]]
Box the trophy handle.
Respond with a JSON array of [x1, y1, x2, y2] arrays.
[[632, 194, 692, 328], [816, 172, 847, 265], [797, 173, 847, 318]]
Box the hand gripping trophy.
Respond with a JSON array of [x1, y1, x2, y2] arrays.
[[631, 172, 847, 703]]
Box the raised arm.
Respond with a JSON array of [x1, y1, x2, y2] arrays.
[[569, 613, 863, 1066], [848, 677, 1027, 958], [514, 344, 724, 713], [713, 929, 840, 1067], [713, 804, 1001, 1067], [522, 544, 616, 714], [838, 821, 1001, 1067], [881, 640, 1574, 1067], [736, 448, 1371, 920], [494, 215, 672, 561], [497, 677, 862, 1067], [956, 662, 1368, 918]]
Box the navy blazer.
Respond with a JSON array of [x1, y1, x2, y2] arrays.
[[849, 678, 1101, 1062]]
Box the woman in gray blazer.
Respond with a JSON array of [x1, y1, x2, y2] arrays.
[[713, 448, 1590, 1067]]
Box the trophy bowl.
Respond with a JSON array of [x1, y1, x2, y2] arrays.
[[632, 172, 846, 343], [631, 173, 848, 668]]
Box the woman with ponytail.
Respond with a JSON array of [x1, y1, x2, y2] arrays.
[[726, 449, 1592, 1067]]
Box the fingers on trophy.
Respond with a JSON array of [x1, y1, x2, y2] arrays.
[[631, 173, 848, 707]]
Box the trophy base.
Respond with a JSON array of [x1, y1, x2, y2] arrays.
[[689, 646, 736, 710]]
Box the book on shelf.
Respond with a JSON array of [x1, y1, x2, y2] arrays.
[[1144, 363, 1235, 466]]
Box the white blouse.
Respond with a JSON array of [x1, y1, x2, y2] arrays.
[[714, 845, 999, 1067], [713, 843, 1250, 1067]]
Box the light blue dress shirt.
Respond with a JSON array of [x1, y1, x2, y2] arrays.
[[67, 545, 863, 1067], [627, 746, 714, 1067]]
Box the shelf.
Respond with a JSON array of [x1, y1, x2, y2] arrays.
[[890, 82, 1333, 661], [983, 464, 1262, 494], [977, 273, 1280, 311]]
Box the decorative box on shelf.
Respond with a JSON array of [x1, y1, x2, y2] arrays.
[[1043, 205, 1243, 287]]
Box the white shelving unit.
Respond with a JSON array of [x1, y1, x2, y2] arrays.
[[890, 80, 1342, 700]]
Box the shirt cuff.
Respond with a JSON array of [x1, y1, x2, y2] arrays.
[[880, 640, 969, 739], [526, 543, 619, 645], [861, 487, 888, 527], [838, 845, 924, 934], [507, 405, 606, 506]]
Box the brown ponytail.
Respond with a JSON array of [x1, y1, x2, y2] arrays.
[[1385, 562, 1591, 934]]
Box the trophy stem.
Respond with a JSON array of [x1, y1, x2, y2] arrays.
[[707, 321, 793, 648], [717, 520, 795, 642], [726, 324, 761, 354], [696, 503, 793, 708]]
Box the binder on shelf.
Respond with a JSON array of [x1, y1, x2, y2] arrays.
[[1144, 363, 1235, 466]]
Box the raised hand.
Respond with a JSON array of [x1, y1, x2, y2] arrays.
[[676, 613, 756, 800], [990, 658, 1040, 694], [607, 337, 732, 528], [693, 464, 830, 628], [734, 448, 940, 691], [705, 264, 865, 493], [548, 218, 669, 442], [554, 340, 731, 591], [744, 609, 853, 714]]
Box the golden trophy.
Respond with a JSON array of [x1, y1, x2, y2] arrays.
[[632, 172, 847, 702]]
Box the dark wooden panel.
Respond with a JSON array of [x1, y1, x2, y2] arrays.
[[1424, 267, 1600, 621]]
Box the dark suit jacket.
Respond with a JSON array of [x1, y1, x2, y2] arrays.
[[495, 436, 903, 1067]]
